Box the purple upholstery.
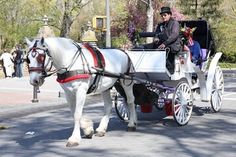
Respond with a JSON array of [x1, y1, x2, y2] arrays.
[[201, 49, 207, 60]]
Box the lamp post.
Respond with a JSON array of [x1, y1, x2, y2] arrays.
[[0, 34, 2, 50], [105, 0, 111, 48], [0, 30, 2, 50]]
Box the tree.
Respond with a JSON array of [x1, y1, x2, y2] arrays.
[[200, 0, 222, 22], [178, 0, 197, 18], [0, 0, 39, 48], [139, 0, 154, 43], [125, 0, 162, 43], [178, 0, 222, 21], [56, 0, 92, 37]]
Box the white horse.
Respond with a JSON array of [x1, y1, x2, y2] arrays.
[[26, 37, 137, 147]]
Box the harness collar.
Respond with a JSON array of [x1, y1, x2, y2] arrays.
[[56, 70, 90, 83], [57, 74, 90, 83]]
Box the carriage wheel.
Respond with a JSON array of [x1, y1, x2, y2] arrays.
[[172, 81, 193, 126], [114, 94, 130, 121], [211, 66, 224, 112]]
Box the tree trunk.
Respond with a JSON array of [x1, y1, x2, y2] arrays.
[[60, 13, 73, 37], [59, 1, 73, 37], [146, 0, 154, 43]]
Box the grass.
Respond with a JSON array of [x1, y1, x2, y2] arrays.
[[219, 62, 236, 69]]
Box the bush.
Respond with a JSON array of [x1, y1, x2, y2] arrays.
[[111, 34, 130, 49]]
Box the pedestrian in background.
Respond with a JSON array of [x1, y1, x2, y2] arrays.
[[0, 49, 14, 78], [14, 44, 24, 78]]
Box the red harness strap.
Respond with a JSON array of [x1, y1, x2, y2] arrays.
[[57, 74, 90, 83], [83, 43, 105, 68], [57, 44, 105, 84]]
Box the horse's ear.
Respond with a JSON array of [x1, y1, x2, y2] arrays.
[[25, 37, 32, 46], [191, 27, 197, 34], [40, 37, 44, 45]]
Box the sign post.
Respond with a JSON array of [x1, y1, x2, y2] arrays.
[[105, 0, 111, 48], [32, 86, 39, 103]]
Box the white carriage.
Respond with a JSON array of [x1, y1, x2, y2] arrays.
[[114, 20, 224, 126]]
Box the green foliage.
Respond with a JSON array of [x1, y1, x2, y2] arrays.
[[178, 0, 198, 17], [178, 0, 222, 20], [0, 0, 58, 48], [219, 62, 236, 68], [200, 0, 222, 21], [111, 34, 129, 48], [215, 18, 236, 63]]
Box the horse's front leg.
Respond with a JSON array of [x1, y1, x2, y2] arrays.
[[96, 90, 113, 137], [121, 80, 137, 131], [62, 82, 91, 147]]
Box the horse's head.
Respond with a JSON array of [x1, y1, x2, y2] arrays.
[[26, 37, 51, 86]]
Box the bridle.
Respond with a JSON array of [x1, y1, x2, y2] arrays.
[[27, 41, 90, 79], [27, 45, 53, 78]]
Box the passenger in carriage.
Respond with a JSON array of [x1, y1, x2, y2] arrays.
[[181, 27, 201, 64], [147, 6, 182, 74]]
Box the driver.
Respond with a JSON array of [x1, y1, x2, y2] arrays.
[[153, 6, 181, 74]]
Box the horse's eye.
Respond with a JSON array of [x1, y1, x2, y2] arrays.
[[37, 54, 45, 64]]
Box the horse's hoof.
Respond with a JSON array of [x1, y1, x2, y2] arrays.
[[127, 127, 136, 132], [83, 132, 94, 139], [66, 141, 79, 147], [95, 131, 105, 137]]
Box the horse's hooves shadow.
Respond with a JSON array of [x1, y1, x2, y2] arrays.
[[127, 127, 136, 132], [193, 106, 212, 116], [82, 132, 94, 139]]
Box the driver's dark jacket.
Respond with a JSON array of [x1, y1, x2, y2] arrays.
[[155, 18, 181, 52]]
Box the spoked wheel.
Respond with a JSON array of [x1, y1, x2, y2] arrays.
[[172, 81, 193, 126], [211, 66, 224, 112], [114, 93, 130, 121]]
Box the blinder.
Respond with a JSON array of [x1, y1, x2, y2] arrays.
[[37, 53, 46, 64], [27, 46, 50, 75]]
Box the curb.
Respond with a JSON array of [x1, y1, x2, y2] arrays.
[[223, 70, 236, 78]]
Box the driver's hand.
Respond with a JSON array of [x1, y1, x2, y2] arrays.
[[154, 37, 159, 43], [158, 43, 166, 49]]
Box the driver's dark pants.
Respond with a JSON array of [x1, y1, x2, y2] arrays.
[[166, 51, 176, 74]]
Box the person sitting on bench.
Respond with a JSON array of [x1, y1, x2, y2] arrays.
[[181, 26, 201, 64]]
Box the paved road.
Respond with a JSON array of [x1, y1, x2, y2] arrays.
[[0, 72, 235, 157], [0, 76, 100, 120]]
